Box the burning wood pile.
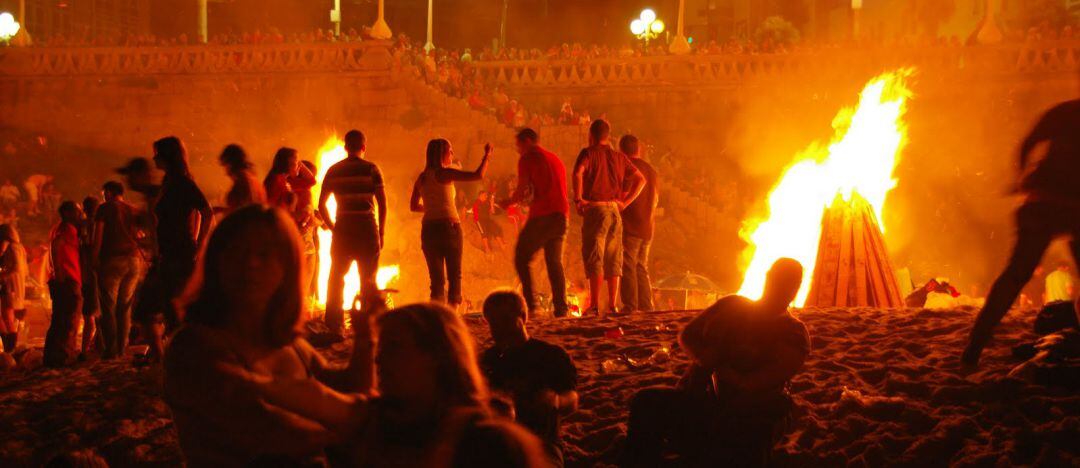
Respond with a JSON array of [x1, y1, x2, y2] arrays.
[[738, 70, 912, 308]]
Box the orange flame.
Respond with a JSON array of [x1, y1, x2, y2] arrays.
[[737, 70, 913, 306], [314, 137, 399, 310]]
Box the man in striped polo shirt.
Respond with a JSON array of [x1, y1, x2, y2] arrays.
[[319, 130, 387, 334]]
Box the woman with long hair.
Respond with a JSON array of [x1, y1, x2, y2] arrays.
[[135, 135, 213, 363], [164, 205, 373, 466], [0, 224, 28, 353], [257, 301, 548, 467], [264, 147, 316, 210], [409, 140, 492, 309], [219, 144, 266, 213]]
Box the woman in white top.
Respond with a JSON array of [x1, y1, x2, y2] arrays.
[[410, 140, 492, 309]]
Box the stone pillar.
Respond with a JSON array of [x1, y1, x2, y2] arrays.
[[424, 0, 434, 52], [197, 0, 208, 43], [370, 0, 392, 40], [669, 0, 690, 55]]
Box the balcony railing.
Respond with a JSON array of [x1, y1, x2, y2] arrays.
[[469, 41, 1080, 88], [0, 42, 391, 76]]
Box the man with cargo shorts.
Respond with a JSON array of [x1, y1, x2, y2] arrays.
[[572, 120, 645, 317]]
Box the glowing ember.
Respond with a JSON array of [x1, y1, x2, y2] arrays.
[[737, 70, 913, 306], [313, 137, 399, 310]]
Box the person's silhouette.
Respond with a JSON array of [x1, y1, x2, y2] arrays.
[[963, 98, 1080, 367]]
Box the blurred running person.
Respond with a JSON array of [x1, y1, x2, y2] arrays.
[[219, 144, 266, 214], [0, 224, 28, 353], [964, 98, 1080, 367]]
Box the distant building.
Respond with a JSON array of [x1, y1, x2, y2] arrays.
[[18, 0, 150, 42]]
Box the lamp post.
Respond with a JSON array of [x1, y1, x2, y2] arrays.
[[851, 0, 862, 40], [0, 12, 21, 44], [630, 8, 665, 50], [669, 0, 690, 55], [330, 0, 341, 37], [424, 0, 433, 52], [197, 0, 207, 43], [370, 0, 392, 40]]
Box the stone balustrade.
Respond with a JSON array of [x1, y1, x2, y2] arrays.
[[470, 41, 1080, 88], [2, 40, 1077, 82], [0, 42, 391, 76]]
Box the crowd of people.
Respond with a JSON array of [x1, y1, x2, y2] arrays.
[[0, 82, 1074, 466], [0, 116, 824, 466]]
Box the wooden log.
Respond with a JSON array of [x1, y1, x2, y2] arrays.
[[806, 192, 903, 308]]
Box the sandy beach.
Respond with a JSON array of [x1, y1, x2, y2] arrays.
[[0, 306, 1077, 466]]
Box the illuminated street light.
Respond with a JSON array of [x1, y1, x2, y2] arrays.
[[630, 8, 665, 48], [0, 12, 20, 43]]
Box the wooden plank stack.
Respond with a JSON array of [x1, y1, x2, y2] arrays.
[[805, 192, 905, 308]]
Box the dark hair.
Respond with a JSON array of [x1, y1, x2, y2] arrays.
[[182, 205, 305, 348], [482, 290, 527, 323], [82, 196, 100, 216], [425, 139, 451, 171], [219, 144, 252, 174], [300, 160, 316, 172], [344, 130, 366, 153], [103, 181, 124, 197], [589, 119, 610, 141], [59, 201, 79, 218], [619, 134, 640, 156], [153, 136, 190, 177], [377, 303, 490, 409], [515, 128, 539, 143], [264, 147, 299, 191]]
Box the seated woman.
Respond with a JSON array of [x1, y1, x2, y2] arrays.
[[256, 302, 549, 467], [164, 205, 373, 467]]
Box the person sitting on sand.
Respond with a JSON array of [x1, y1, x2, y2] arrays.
[[253, 301, 550, 468], [164, 205, 373, 466], [620, 258, 810, 467], [480, 290, 579, 467]]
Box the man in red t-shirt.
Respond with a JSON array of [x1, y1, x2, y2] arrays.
[[499, 128, 571, 318], [44, 201, 84, 368], [572, 120, 645, 317]]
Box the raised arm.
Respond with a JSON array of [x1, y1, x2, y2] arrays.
[[410, 174, 425, 213], [435, 144, 493, 183]]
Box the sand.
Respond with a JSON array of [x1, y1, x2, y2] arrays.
[[1, 306, 1077, 467]]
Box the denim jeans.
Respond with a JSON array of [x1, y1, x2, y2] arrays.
[[581, 203, 623, 278], [98, 255, 144, 358], [326, 215, 381, 332], [421, 220, 463, 304], [45, 279, 82, 367], [514, 213, 569, 317], [621, 236, 654, 312]]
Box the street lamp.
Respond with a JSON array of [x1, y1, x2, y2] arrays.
[[630, 8, 665, 49], [0, 12, 20, 44], [851, 0, 862, 39]]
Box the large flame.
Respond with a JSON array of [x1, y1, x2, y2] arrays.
[[314, 137, 399, 310], [737, 70, 913, 306]]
